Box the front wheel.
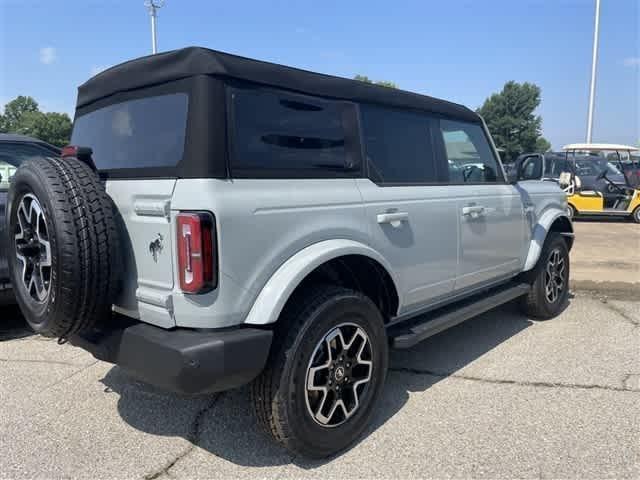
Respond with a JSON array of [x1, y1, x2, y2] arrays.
[[632, 206, 640, 224], [567, 204, 577, 220], [251, 285, 388, 458], [519, 233, 570, 319]]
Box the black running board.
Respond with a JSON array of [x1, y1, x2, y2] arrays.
[[389, 283, 531, 349]]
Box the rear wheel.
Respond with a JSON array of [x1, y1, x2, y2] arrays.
[[520, 233, 570, 320], [567, 204, 577, 220], [251, 285, 388, 458], [632, 206, 640, 224]]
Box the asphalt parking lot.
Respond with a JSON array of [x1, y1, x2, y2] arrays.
[[1, 222, 639, 479], [570, 221, 639, 292]]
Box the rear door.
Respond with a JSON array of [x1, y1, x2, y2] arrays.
[[356, 105, 458, 314], [437, 119, 527, 291], [71, 92, 189, 327]]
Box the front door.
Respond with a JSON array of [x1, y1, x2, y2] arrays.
[[438, 119, 526, 292], [453, 184, 527, 290]]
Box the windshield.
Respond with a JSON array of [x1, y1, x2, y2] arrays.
[[574, 157, 622, 176]]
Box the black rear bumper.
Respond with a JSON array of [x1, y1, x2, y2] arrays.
[[70, 321, 272, 395]]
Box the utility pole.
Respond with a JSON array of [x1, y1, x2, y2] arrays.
[[586, 0, 601, 143], [144, 0, 165, 54]]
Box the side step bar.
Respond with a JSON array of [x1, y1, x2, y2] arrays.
[[389, 283, 531, 349]]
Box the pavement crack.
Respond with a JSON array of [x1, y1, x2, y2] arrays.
[[598, 299, 639, 327], [38, 360, 100, 393], [389, 367, 638, 392], [144, 394, 223, 480], [0, 357, 82, 367]]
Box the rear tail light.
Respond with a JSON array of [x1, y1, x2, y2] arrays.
[[61, 145, 78, 158], [61, 145, 93, 160], [176, 212, 217, 294]]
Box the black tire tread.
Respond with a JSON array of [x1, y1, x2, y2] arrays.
[[519, 232, 569, 320], [250, 285, 366, 456], [9, 157, 120, 338]]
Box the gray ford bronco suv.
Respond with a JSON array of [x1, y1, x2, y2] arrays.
[[6, 47, 573, 458]]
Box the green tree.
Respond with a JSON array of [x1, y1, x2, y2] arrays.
[[0, 96, 39, 132], [535, 137, 551, 153], [477, 81, 548, 161], [354, 74, 398, 89], [0, 96, 72, 147]]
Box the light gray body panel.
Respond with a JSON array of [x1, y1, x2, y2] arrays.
[[105, 176, 569, 330], [169, 178, 370, 328], [516, 180, 572, 271], [355, 179, 458, 313], [106, 179, 177, 328], [452, 184, 528, 290]]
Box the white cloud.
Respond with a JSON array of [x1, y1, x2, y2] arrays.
[[623, 57, 640, 67], [39, 46, 57, 65], [90, 65, 108, 76]]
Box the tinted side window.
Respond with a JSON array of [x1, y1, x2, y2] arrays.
[[0, 143, 55, 166], [0, 143, 56, 188], [440, 119, 502, 183], [551, 158, 571, 176], [360, 105, 437, 184], [230, 86, 353, 175]]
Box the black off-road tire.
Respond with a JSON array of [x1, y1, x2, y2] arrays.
[[7, 157, 121, 338], [519, 232, 570, 320], [250, 285, 388, 458]]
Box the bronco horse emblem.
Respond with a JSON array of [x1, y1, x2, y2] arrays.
[[149, 233, 164, 262]]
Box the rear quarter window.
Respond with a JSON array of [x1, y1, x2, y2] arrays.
[[228, 85, 358, 177], [71, 93, 188, 171]]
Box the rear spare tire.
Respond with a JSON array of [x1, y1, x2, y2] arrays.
[[6, 157, 121, 339]]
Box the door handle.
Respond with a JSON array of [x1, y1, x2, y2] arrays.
[[377, 211, 409, 227], [461, 205, 486, 218]]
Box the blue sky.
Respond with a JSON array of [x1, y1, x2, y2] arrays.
[[1, 0, 638, 149]]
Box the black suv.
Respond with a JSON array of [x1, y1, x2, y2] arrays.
[[0, 134, 60, 304]]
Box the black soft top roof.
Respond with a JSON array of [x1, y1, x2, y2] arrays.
[[77, 47, 479, 122]]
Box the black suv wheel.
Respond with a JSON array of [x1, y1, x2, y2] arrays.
[[519, 232, 570, 319], [251, 285, 388, 458]]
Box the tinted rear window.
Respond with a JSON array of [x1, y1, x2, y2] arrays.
[[229, 86, 350, 174], [71, 93, 188, 171]]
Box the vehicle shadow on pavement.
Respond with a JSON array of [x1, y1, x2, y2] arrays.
[[100, 300, 548, 469], [0, 305, 33, 341]]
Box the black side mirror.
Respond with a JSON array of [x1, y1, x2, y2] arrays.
[[518, 154, 544, 181]]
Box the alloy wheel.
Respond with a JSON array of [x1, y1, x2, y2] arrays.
[[14, 193, 52, 303], [544, 247, 566, 303], [305, 323, 373, 428]]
